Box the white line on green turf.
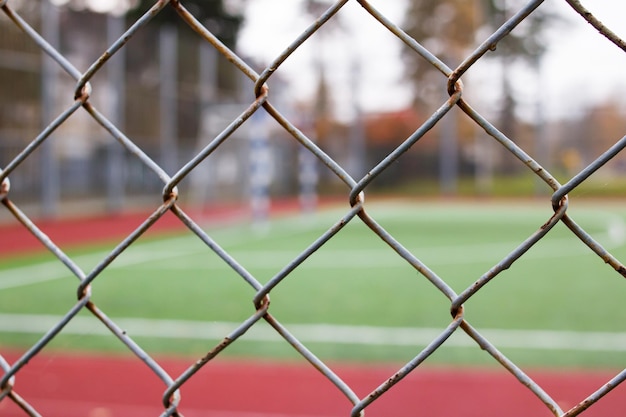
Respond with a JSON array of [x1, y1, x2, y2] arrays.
[[130, 234, 621, 271], [0, 219, 321, 291], [0, 243, 205, 291], [0, 206, 624, 289], [0, 313, 625, 352]]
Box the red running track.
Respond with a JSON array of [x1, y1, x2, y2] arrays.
[[1, 351, 625, 417], [0, 199, 321, 258], [0, 205, 242, 259], [0, 354, 626, 417]]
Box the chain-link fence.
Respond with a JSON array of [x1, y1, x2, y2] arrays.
[[2, 0, 626, 416]]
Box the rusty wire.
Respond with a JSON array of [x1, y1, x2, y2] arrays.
[[1, 0, 626, 416]]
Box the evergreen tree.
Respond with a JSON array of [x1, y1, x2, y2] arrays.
[[403, 0, 557, 132], [128, 0, 242, 47]]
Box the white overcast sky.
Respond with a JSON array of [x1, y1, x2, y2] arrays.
[[237, 0, 412, 119], [54, 0, 626, 120], [236, 0, 626, 121]]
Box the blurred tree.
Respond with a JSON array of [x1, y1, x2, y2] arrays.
[[481, 0, 557, 140], [402, 0, 562, 185], [54, 1, 242, 48], [302, 0, 341, 143], [403, 0, 557, 133], [403, 0, 480, 107], [127, 0, 243, 47]]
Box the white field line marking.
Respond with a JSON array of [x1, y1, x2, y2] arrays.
[[0, 209, 624, 288], [0, 244, 204, 291], [1, 313, 626, 352], [0, 219, 321, 291], [126, 226, 626, 271]]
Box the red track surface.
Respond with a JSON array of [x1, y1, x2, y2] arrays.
[[1, 351, 625, 417], [0, 205, 241, 259], [0, 205, 625, 416]]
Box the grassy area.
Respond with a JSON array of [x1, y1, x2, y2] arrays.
[[375, 172, 626, 198], [1, 200, 625, 369]]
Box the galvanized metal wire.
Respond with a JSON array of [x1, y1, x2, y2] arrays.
[[2, 1, 626, 416]]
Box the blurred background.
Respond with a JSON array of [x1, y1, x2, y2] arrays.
[[2, 0, 626, 220]]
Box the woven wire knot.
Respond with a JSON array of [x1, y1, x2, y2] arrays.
[[0, 169, 10, 200]]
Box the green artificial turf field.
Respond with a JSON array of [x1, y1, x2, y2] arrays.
[[1, 200, 625, 368]]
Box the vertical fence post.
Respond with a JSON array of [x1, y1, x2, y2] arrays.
[[249, 110, 271, 226], [474, 127, 493, 195], [439, 106, 458, 195], [106, 13, 125, 212], [199, 34, 218, 104], [198, 33, 218, 203], [347, 52, 365, 179], [438, 53, 458, 195], [298, 138, 318, 213], [40, 0, 61, 217], [159, 25, 178, 176], [534, 56, 548, 196]]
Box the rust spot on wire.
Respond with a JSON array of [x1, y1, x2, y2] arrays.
[[163, 185, 179, 203], [0, 173, 10, 199], [74, 84, 91, 102], [256, 83, 270, 99], [255, 294, 271, 311]]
